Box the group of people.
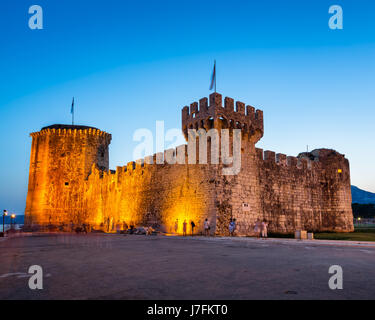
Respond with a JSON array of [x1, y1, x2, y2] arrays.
[[254, 220, 269, 239], [64, 221, 90, 234], [231, 219, 268, 238], [175, 218, 269, 238], [226, 218, 269, 238], [175, 219, 210, 236]]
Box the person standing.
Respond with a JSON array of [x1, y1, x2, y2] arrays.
[[82, 223, 88, 234], [204, 219, 210, 236], [229, 219, 234, 237], [261, 220, 268, 239], [254, 220, 261, 238], [190, 220, 196, 236], [116, 221, 122, 233], [174, 219, 179, 234], [122, 221, 128, 231], [183, 220, 187, 236]]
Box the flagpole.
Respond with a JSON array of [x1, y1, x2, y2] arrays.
[[71, 97, 75, 126], [215, 60, 217, 93], [209, 60, 217, 93]]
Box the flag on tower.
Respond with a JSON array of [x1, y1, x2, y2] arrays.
[[71, 97, 74, 114], [71, 97, 75, 125], [209, 60, 216, 92]]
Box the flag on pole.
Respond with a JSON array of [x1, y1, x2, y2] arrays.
[[209, 60, 216, 92], [71, 97, 75, 125], [71, 97, 74, 114]]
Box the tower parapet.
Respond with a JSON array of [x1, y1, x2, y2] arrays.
[[182, 92, 264, 143]]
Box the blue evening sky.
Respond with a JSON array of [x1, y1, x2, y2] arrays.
[[1, 0, 374, 213]]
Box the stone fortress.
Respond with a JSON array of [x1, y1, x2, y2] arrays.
[[25, 93, 354, 235]]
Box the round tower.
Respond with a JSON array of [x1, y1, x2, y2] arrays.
[[25, 125, 111, 228]]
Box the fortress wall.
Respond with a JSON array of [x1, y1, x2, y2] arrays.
[[213, 146, 354, 235], [256, 150, 327, 233], [310, 151, 353, 232], [30, 130, 352, 235], [25, 93, 354, 235], [25, 125, 354, 235], [83, 151, 220, 234], [212, 140, 262, 236], [258, 148, 352, 234]]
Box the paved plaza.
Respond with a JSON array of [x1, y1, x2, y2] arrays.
[[0, 234, 374, 300]]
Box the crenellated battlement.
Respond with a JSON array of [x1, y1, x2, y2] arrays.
[[96, 144, 340, 178], [255, 147, 348, 174], [106, 146, 188, 177], [256, 148, 312, 171], [182, 92, 264, 143], [30, 125, 112, 143], [257, 148, 313, 171]]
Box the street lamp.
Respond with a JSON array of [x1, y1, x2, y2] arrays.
[[2, 210, 8, 236], [10, 214, 16, 229]]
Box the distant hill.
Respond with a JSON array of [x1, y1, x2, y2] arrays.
[[352, 186, 375, 204]]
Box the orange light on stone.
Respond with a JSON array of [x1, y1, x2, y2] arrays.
[[163, 175, 206, 235], [338, 169, 342, 173]]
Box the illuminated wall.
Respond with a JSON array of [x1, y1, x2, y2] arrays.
[[83, 161, 218, 234], [24, 93, 354, 234], [25, 125, 111, 227]]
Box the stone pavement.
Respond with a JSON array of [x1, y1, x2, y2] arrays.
[[0, 234, 374, 300], [186, 235, 375, 248]]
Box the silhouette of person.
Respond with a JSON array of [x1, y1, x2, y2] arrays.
[[174, 219, 179, 233], [190, 220, 196, 236], [254, 220, 261, 238], [123, 221, 128, 231], [183, 220, 187, 236], [204, 219, 210, 236]]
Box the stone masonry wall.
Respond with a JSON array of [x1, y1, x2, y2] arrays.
[[213, 144, 354, 235], [25, 93, 354, 235], [82, 158, 220, 235], [25, 126, 111, 226], [78, 142, 353, 235]]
